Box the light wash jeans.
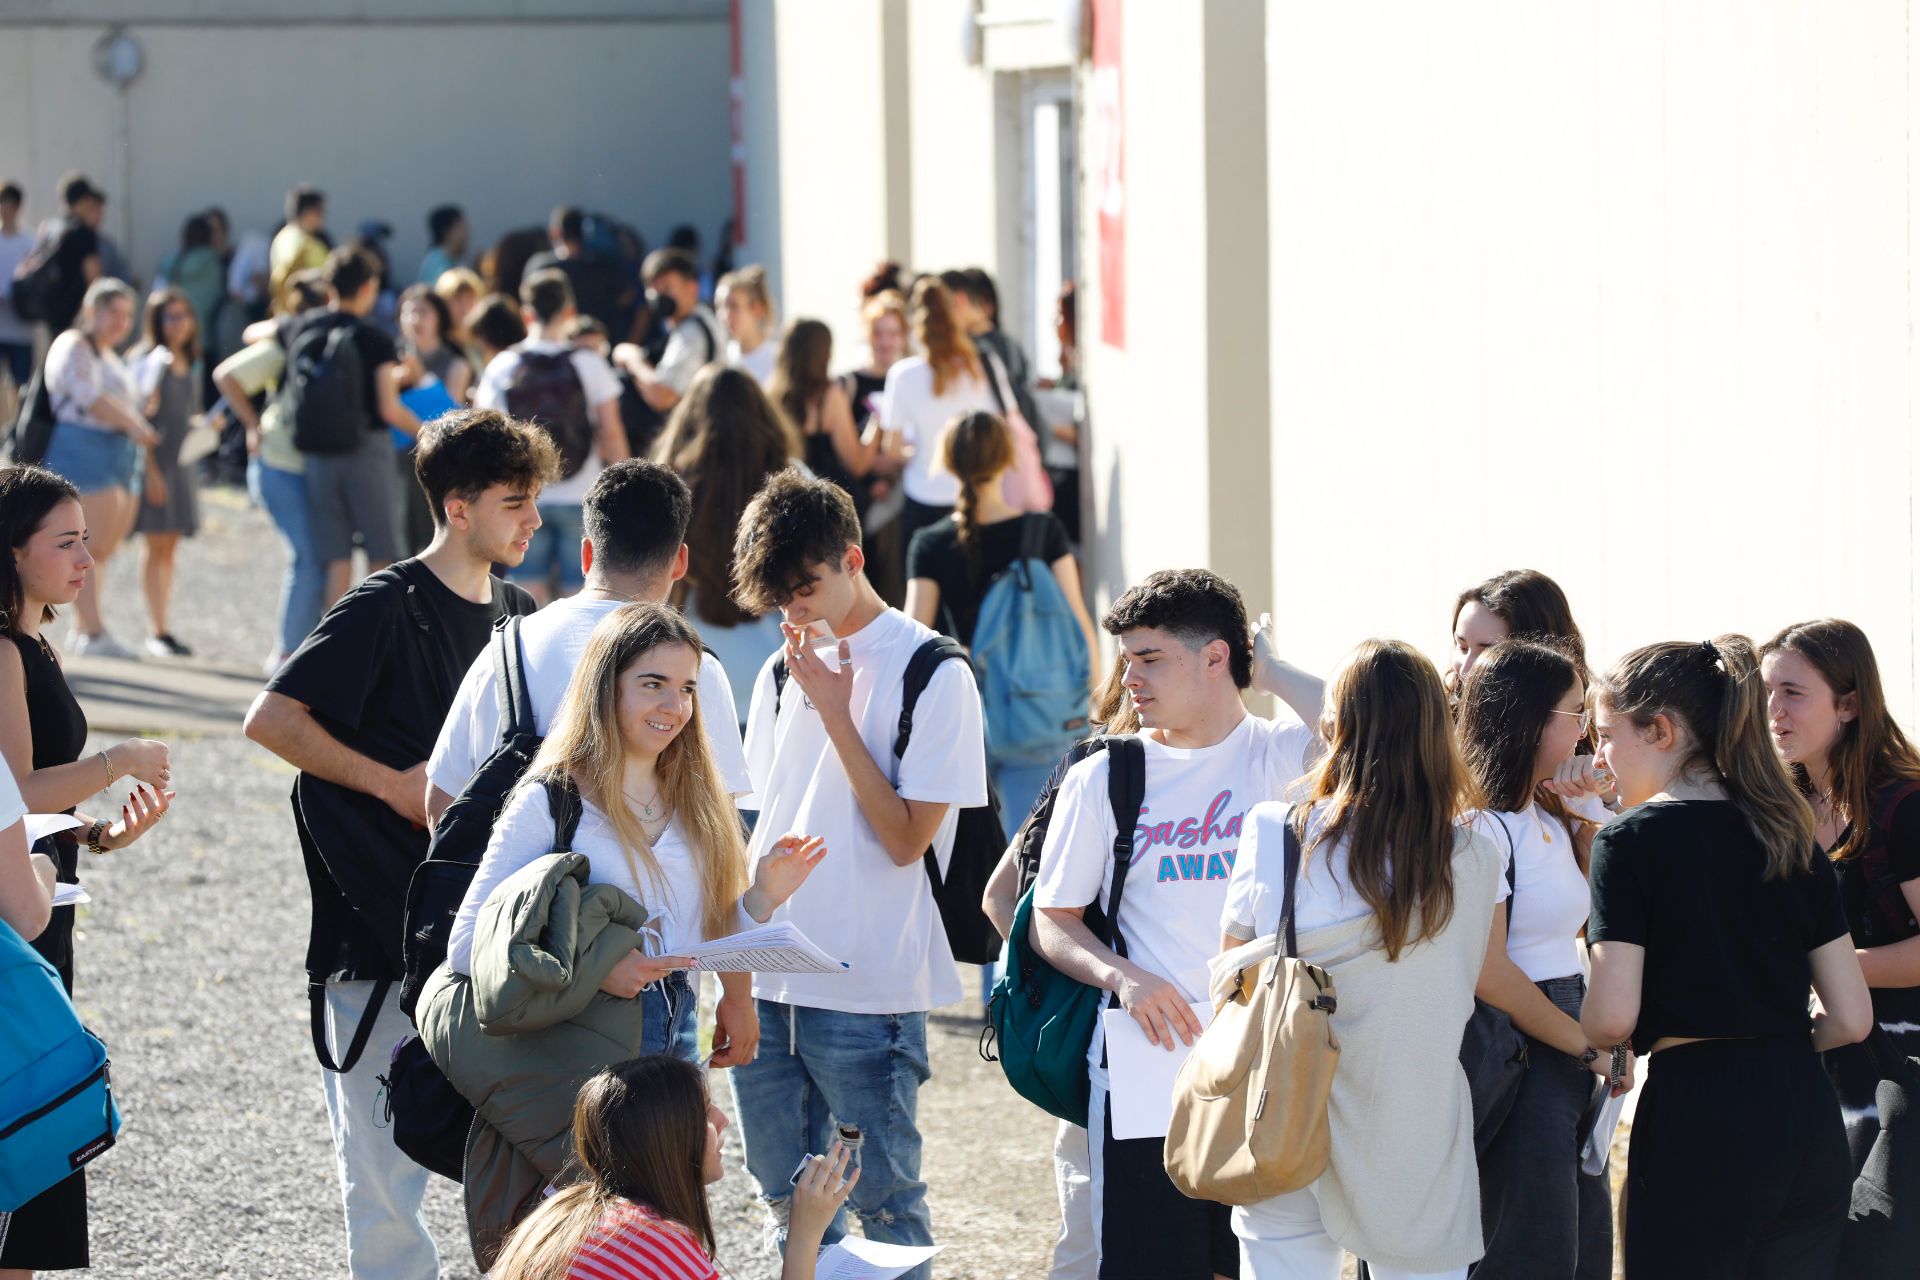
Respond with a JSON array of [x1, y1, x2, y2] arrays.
[[248, 458, 327, 658], [1050, 1120, 1097, 1280], [729, 1001, 935, 1280], [319, 979, 441, 1280]]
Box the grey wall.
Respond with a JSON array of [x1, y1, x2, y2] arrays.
[[0, 2, 732, 283]]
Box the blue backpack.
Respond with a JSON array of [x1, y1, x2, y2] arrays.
[[0, 918, 121, 1211], [970, 517, 1090, 765]]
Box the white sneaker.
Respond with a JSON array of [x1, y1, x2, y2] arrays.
[[72, 631, 137, 660]]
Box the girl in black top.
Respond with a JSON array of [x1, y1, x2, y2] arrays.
[[1761, 618, 1920, 1169], [1582, 634, 1871, 1280], [0, 464, 175, 1272], [768, 319, 880, 519]]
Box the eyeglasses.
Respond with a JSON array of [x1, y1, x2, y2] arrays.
[[1550, 708, 1593, 735]]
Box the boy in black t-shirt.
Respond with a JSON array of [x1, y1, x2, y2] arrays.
[[244, 408, 557, 1278]]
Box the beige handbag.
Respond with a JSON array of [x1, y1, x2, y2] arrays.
[[1165, 808, 1339, 1204]]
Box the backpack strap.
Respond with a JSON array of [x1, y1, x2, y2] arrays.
[[1490, 812, 1517, 901], [771, 655, 790, 718], [895, 636, 970, 759], [309, 977, 391, 1075], [544, 774, 583, 853], [496, 615, 535, 740], [1098, 736, 1147, 954]]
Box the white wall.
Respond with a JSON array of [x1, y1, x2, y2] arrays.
[[1260, 3, 1920, 721], [0, 13, 731, 283]]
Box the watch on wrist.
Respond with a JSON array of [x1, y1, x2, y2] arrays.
[[1607, 1042, 1630, 1087], [85, 818, 110, 853], [1579, 1045, 1600, 1069]]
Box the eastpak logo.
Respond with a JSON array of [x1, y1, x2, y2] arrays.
[[69, 1130, 115, 1170]]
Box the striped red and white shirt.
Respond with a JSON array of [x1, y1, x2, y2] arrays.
[[565, 1199, 721, 1280]]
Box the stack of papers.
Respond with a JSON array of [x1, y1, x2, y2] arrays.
[[813, 1238, 942, 1279], [1100, 1002, 1216, 1140], [683, 920, 850, 973]]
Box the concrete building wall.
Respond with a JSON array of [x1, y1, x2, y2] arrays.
[[1260, 4, 1920, 721], [0, 5, 731, 283]]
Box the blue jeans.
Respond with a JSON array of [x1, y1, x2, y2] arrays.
[[506, 503, 584, 591], [640, 971, 699, 1062], [249, 459, 327, 657], [730, 1002, 935, 1280]]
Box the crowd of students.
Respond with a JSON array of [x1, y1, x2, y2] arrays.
[[2, 181, 1916, 1280]]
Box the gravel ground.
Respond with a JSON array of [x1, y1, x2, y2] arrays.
[[55, 488, 1058, 1279]]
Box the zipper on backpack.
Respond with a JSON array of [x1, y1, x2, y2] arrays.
[[0, 1061, 108, 1139]]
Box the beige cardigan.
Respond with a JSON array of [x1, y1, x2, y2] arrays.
[[1210, 825, 1501, 1273]]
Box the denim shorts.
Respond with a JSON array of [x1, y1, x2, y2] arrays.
[[43, 422, 139, 495], [506, 503, 585, 590]]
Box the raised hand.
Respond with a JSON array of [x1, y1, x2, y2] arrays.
[[745, 834, 829, 921]]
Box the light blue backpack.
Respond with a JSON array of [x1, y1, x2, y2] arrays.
[[970, 516, 1091, 765], [0, 916, 120, 1211]]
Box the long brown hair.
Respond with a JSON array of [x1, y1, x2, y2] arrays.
[[769, 318, 832, 432], [528, 603, 747, 942], [937, 410, 1013, 583], [489, 1057, 717, 1280], [652, 365, 800, 628], [1446, 569, 1585, 698], [909, 277, 981, 396], [140, 285, 202, 364], [1761, 619, 1920, 861], [1595, 635, 1816, 881], [1298, 639, 1474, 960], [1456, 638, 1584, 841]]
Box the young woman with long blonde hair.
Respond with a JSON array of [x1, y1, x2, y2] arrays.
[[881, 277, 997, 550], [447, 602, 827, 1062], [490, 1056, 857, 1280]]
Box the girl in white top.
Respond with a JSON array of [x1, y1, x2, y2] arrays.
[[40, 278, 157, 659], [448, 602, 827, 1067], [1455, 638, 1624, 1279], [1220, 640, 1501, 1280], [881, 278, 998, 546], [717, 265, 777, 387], [0, 758, 56, 941]]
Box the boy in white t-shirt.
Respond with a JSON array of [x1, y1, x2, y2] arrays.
[[727, 471, 986, 1280], [1032, 570, 1317, 1280]]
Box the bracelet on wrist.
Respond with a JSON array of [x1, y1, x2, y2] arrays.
[[99, 749, 116, 785]]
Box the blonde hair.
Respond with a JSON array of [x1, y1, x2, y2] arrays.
[[909, 277, 981, 396], [528, 604, 747, 941], [434, 266, 485, 302], [1299, 639, 1475, 961], [718, 264, 773, 320]]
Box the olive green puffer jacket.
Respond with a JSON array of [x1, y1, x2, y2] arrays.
[[416, 851, 650, 1270]]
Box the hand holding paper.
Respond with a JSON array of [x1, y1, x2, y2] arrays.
[[811, 1237, 944, 1280], [684, 920, 850, 973]]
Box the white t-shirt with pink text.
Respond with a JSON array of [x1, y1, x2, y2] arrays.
[[1033, 712, 1315, 1069]]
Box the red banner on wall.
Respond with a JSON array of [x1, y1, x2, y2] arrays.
[[1091, 0, 1124, 348]]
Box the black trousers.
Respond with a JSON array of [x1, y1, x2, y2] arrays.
[[1625, 1036, 1850, 1279]]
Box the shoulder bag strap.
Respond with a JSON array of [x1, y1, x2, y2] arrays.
[[1492, 812, 1517, 899], [500, 615, 535, 739], [1276, 806, 1304, 960], [309, 977, 391, 1075], [1100, 736, 1147, 954]]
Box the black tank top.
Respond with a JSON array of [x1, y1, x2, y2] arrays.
[[10, 630, 89, 983]]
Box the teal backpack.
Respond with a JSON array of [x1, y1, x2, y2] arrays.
[[0, 917, 121, 1211], [982, 735, 1145, 1127], [969, 517, 1091, 766]]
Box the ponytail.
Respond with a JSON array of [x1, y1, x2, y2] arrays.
[[1596, 635, 1816, 880], [937, 411, 1013, 584]]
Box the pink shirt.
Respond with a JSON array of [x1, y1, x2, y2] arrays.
[[564, 1200, 721, 1280]]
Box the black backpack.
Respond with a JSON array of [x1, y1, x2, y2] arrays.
[[283, 318, 371, 455], [387, 773, 582, 1183], [3, 360, 57, 466], [772, 635, 1006, 965], [398, 615, 543, 1020], [8, 229, 66, 324], [502, 350, 593, 479]]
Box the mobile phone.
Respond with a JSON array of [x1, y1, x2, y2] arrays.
[[788, 1154, 817, 1186]]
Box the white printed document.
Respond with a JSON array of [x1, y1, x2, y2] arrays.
[[52, 883, 91, 908], [1101, 1002, 1215, 1140], [812, 1237, 943, 1279], [683, 920, 850, 974]]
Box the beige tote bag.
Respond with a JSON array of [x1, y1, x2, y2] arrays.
[[1165, 808, 1339, 1205]]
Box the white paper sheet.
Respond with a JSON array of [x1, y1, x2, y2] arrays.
[[1580, 1087, 1627, 1175], [812, 1237, 943, 1280], [683, 920, 850, 973], [24, 814, 83, 846], [1101, 1002, 1215, 1140], [52, 882, 91, 908]]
